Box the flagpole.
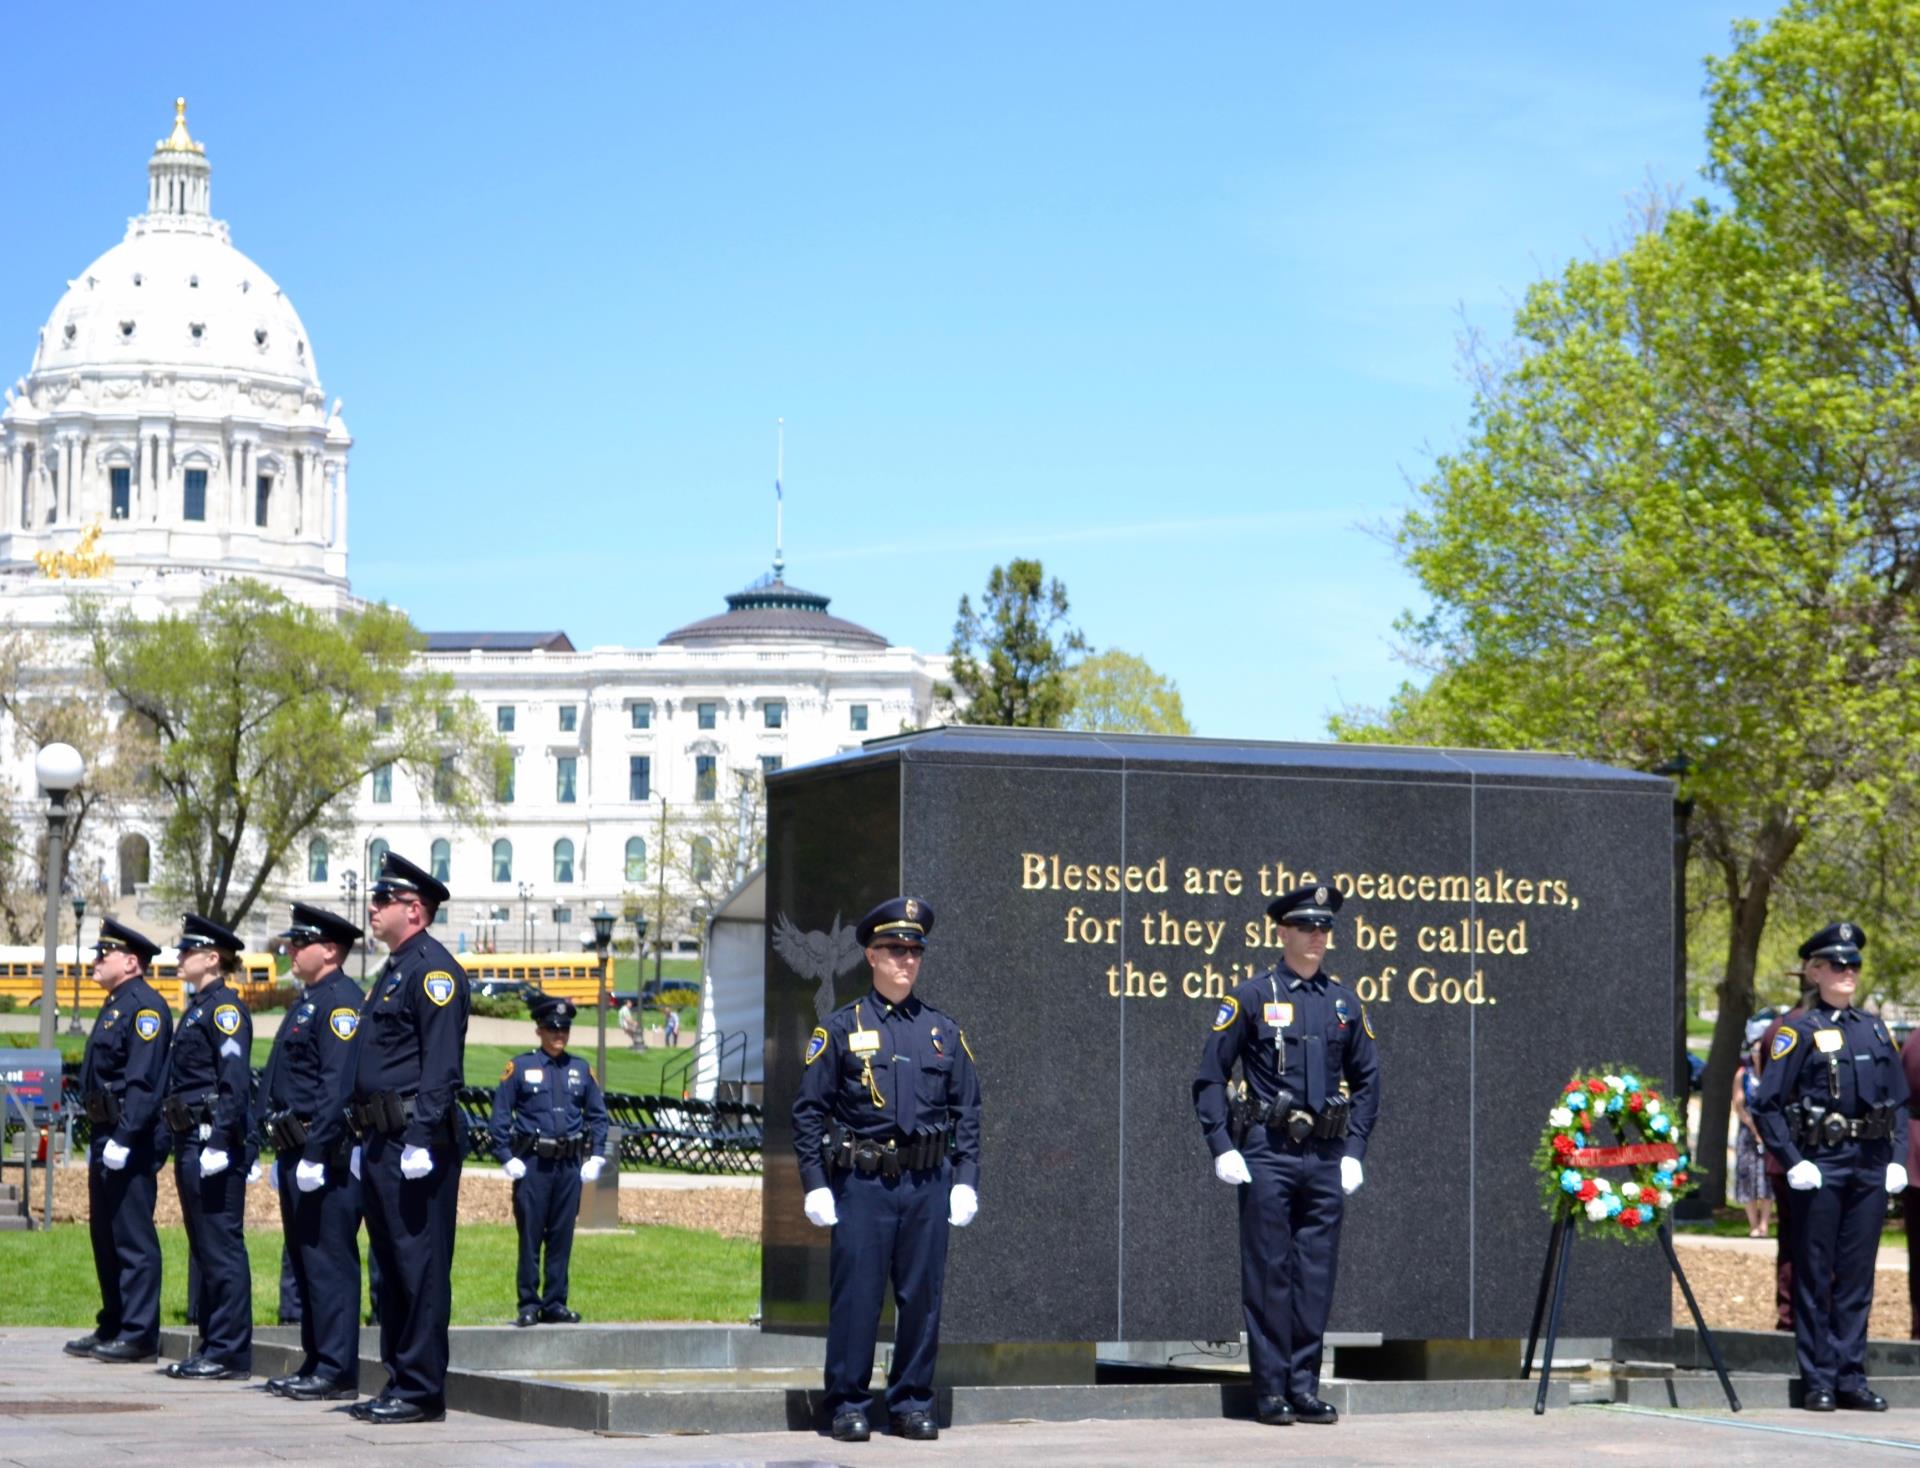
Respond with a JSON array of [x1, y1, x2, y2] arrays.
[[775, 417, 785, 579]]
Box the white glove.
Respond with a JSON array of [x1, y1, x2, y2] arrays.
[[1214, 1149, 1252, 1185], [294, 1159, 326, 1193], [399, 1145, 434, 1180], [348, 1146, 362, 1180], [1340, 1156, 1365, 1195], [1889, 1163, 1910, 1194], [1787, 1159, 1823, 1191], [268, 1160, 278, 1188], [503, 1157, 527, 1181], [803, 1186, 838, 1227], [949, 1182, 978, 1227], [580, 1156, 605, 1182], [247, 1162, 263, 1185], [101, 1139, 130, 1171], [198, 1148, 230, 1178]]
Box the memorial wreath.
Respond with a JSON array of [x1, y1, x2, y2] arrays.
[[1532, 1066, 1697, 1242]]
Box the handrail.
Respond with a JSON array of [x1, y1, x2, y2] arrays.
[[1, 1082, 37, 1230]]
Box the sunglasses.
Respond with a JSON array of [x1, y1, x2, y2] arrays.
[[368, 891, 416, 911], [1285, 921, 1334, 934], [874, 944, 925, 957]]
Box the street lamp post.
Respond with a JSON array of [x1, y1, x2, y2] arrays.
[[629, 912, 649, 1052], [518, 882, 534, 952], [34, 743, 84, 1050], [341, 870, 362, 978], [590, 907, 616, 1086], [68, 893, 87, 1035]]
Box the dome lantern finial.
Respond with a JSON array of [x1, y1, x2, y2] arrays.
[[146, 96, 212, 224], [156, 97, 204, 156]]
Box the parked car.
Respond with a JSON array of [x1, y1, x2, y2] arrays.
[[473, 978, 532, 1002], [640, 978, 701, 1009]]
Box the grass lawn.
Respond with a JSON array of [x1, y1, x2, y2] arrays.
[[0, 1222, 758, 1328], [1680, 1205, 1908, 1247]]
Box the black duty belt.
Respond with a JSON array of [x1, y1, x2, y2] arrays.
[[349, 1089, 416, 1137], [264, 1111, 310, 1151], [514, 1132, 590, 1161], [1228, 1086, 1352, 1145], [162, 1092, 213, 1135], [824, 1124, 953, 1179], [85, 1089, 123, 1127], [1788, 1100, 1895, 1148]]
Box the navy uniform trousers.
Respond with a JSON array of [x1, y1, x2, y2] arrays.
[[513, 1156, 582, 1311], [1238, 1127, 1346, 1401], [88, 1140, 162, 1351], [275, 1160, 365, 1386], [175, 1140, 252, 1368], [825, 1163, 950, 1419], [1786, 1147, 1889, 1393], [361, 1119, 465, 1409]]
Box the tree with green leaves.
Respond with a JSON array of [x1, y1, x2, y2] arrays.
[[948, 558, 1087, 727], [1338, 0, 1920, 1207], [73, 579, 505, 927], [1061, 649, 1193, 735]]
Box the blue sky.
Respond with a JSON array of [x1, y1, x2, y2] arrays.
[[4, 2, 1752, 738]]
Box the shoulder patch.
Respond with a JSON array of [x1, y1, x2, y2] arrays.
[[1362, 1004, 1377, 1041], [500, 1059, 515, 1082], [423, 970, 456, 1007], [212, 1002, 243, 1036], [1212, 996, 1241, 1032], [1770, 1028, 1798, 1061], [959, 1028, 976, 1063], [134, 1008, 162, 1041], [805, 1027, 829, 1066], [328, 1007, 359, 1040]]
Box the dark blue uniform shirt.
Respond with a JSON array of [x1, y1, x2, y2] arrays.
[[791, 990, 982, 1193], [261, 968, 364, 1121], [1753, 1004, 1910, 1166], [1193, 964, 1381, 1161], [81, 975, 173, 1152], [163, 978, 254, 1152], [488, 1049, 609, 1160]]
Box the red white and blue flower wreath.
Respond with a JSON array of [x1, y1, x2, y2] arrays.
[[1533, 1067, 1698, 1242]]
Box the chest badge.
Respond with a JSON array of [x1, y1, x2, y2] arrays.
[[1264, 1002, 1292, 1028], [1814, 1028, 1844, 1054], [930, 1025, 946, 1056], [328, 1008, 359, 1040], [133, 1009, 162, 1042], [213, 1003, 243, 1036], [1333, 997, 1351, 1027]]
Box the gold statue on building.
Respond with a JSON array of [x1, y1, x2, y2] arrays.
[[35, 520, 115, 579]]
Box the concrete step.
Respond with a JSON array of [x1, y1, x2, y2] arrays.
[[0, 1215, 32, 1230]]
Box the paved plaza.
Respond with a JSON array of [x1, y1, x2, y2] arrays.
[[5, 1329, 1920, 1467]]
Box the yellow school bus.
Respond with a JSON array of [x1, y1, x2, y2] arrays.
[[456, 951, 612, 1008], [0, 946, 282, 1013]]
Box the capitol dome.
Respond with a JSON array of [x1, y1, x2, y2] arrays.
[[0, 100, 353, 621]]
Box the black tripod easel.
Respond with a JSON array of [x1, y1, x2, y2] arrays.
[[1520, 1206, 1741, 1415]]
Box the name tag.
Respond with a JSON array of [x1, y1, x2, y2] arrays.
[[1265, 1002, 1292, 1028], [524, 1067, 544, 1085], [1814, 1029, 1843, 1054], [848, 1031, 880, 1055]]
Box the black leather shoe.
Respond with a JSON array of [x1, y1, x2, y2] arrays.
[[539, 1306, 581, 1324], [1292, 1395, 1339, 1424], [265, 1373, 312, 1396], [1255, 1394, 1295, 1425], [284, 1378, 358, 1401], [514, 1306, 540, 1328], [90, 1340, 157, 1363], [366, 1398, 444, 1424], [169, 1357, 249, 1381], [347, 1395, 389, 1421], [63, 1334, 100, 1358], [1837, 1387, 1889, 1412], [830, 1410, 871, 1442], [1803, 1387, 1837, 1412], [889, 1410, 939, 1440]]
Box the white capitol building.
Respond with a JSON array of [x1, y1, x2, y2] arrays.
[[0, 101, 946, 955]]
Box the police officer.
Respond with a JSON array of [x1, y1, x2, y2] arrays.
[[66, 919, 172, 1365], [160, 914, 255, 1380], [303, 851, 468, 1425], [1752, 921, 1908, 1413], [1194, 883, 1380, 1427], [791, 897, 982, 1444], [262, 903, 367, 1401], [490, 994, 610, 1327]]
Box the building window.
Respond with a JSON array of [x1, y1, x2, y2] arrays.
[[629, 755, 650, 801], [369, 838, 390, 873], [492, 839, 513, 882], [430, 838, 451, 882], [434, 755, 455, 802], [436, 706, 455, 732], [697, 701, 716, 730], [559, 704, 578, 732], [308, 837, 329, 883], [760, 754, 783, 776], [850, 704, 869, 732], [497, 705, 515, 733], [625, 836, 647, 882], [694, 755, 716, 802], [551, 906, 572, 926], [184, 467, 207, 521], [110, 466, 131, 520], [255, 474, 272, 527], [371, 763, 393, 802], [553, 838, 575, 884], [497, 756, 516, 803], [764, 701, 785, 729], [630, 702, 651, 729], [375, 705, 393, 731], [556, 756, 577, 803], [691, 836, 714, 883], [117, 833, 151, 896]]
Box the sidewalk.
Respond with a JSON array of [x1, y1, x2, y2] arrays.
[[1675, 1229, 1908, 1273]]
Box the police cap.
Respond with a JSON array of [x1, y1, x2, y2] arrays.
[[370, 849, 450, 912], [1267, 882, 1344, 930], [856, 896, 934, 948], [1798, 921, 1865, 968], [280, 902, 362, 952], [530, 994, 578, 1030], [94, 917, 162, 965], [177, 913, 244, 954]]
